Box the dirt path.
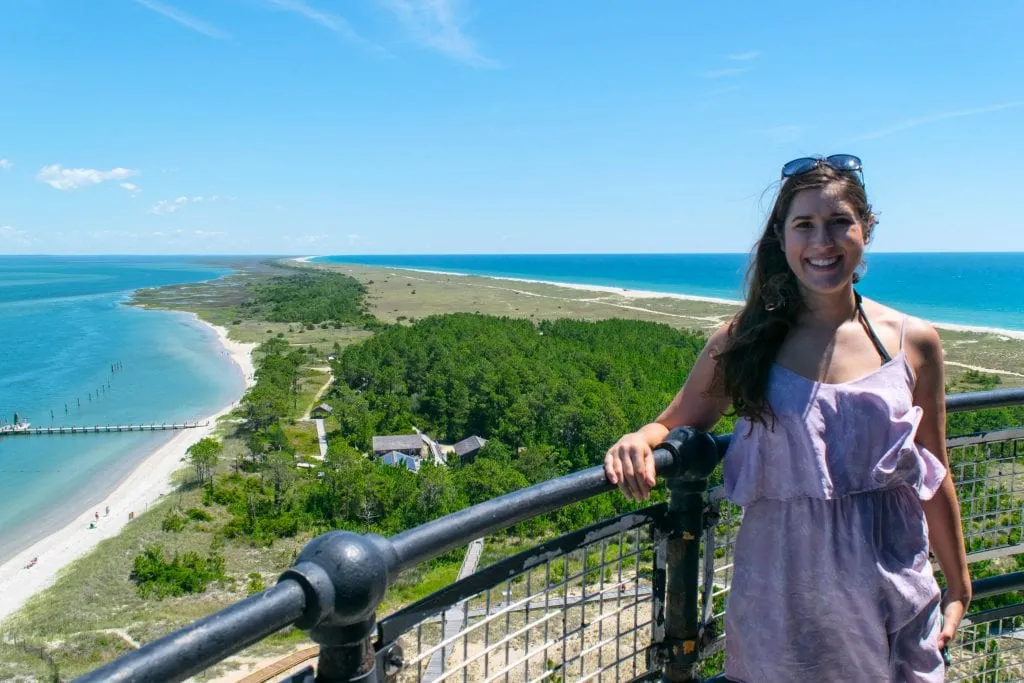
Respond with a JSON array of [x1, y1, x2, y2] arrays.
[[945, 361, 1024, 379], [300, 369, 334, 420]]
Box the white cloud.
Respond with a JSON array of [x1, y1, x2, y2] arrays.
[[285, 233, 329, 248], [193, 229, 228, 238], [854, 101, 1024, 141], [379, 0, 497, 67], [36, 164, 138, 190], [265, 0, 384, 52], [147, 195, 209, 214], [0, 225, 31, 245], [727, 51, 761, 61], [120, 182, 142, 196], [0, 159, 12, 170], [348, 233, 361, 244], [132, 0, 231, 40]]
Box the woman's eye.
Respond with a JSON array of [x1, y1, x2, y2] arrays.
[[794, 221, 812, 230]]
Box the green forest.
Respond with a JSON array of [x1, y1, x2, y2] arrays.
[[194, 312, 713, 553], [239, 271, 373, 326]]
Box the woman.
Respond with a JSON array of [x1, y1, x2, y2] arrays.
[[604, 156, 971, 682]]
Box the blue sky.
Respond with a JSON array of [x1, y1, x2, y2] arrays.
[[0, 1, 1022, 255]]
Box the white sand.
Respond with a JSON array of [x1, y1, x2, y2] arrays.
[[0, 317, 256, 623], [291, 256, 316, 263]]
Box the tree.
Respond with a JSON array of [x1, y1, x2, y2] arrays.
[[456, 456, 529, 507], [187, 437, 222, 485], [264, 451, 296, 513]]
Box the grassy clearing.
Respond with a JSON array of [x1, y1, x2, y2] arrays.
[[302, 261, 1024, 387], [283, 420, 320, 458], [381, 560, 464, 614]]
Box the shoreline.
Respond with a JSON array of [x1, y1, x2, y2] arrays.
[[0, 315, 255, 623], [301, 257, 1024, 341]]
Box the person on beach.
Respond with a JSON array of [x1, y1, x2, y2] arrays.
[[604, 155, 971, 681]]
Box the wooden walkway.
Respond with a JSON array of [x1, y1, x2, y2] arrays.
[[0, 422, 207, 436], [236, 646, 320, 683]]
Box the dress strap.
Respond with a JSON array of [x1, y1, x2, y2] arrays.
[[899, 316, 908, 351], [854, 291, 893, 364]]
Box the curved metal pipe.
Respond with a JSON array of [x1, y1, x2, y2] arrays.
[[74, 580, 307, 683]]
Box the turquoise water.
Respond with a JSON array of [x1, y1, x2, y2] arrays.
[[0, 257, 244, 562], [317, 253, 1024, 332]]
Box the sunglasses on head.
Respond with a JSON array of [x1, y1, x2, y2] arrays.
[[781, 154, 864, 184]]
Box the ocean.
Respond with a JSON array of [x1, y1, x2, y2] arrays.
[[316, 253, 1024, 333], [0, 257, 245, 563]]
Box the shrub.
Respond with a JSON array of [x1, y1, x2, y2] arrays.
[[186, 507, 213, 522], [131, 544, 227, 599], [161, 510, 187, 533], [246, 572, 266, 595]]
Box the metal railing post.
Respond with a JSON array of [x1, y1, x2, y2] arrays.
[[656, 427, 721, 682], [279, 531, 398, 682]]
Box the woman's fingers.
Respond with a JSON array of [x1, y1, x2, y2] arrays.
[[629, 447, 650, 499], [603, 450, 620, 485], [620, 447, 639, 500], [644, 446, 657, 488], [605, 438, 658, 501]]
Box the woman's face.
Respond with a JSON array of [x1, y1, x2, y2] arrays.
[[781, 184, 867, 296]]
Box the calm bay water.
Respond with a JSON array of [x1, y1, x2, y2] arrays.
[[317, 253, 1024, 332], [0, 257, 244, 562]]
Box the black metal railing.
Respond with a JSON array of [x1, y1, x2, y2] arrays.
[[76, 388, 1024, 682]]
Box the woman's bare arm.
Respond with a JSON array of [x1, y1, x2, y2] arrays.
[[604, 324, 732, 500], [909, 318, 971, 647]]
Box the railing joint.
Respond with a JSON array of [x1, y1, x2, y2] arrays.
[[701, 501, 720, 531], [654, 637, 699, 673], [377, 642, 405, 677]]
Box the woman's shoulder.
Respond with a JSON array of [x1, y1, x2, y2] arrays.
[[863, 298, 942, 379]]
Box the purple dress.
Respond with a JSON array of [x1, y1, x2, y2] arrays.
[[722, 349, 947, 682]]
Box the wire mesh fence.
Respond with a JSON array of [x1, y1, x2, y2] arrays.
[[378, 509, 667, 683], [948, 429, 1024, 560], [947, 607, 1024, 682]]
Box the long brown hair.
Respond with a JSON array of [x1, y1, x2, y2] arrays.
[[715, 164, 876, 427]]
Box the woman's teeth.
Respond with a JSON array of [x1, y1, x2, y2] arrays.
[[807, 256, 840, 268]]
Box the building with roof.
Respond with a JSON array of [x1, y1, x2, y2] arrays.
[[310, 403, 334, 419], [372, 434, 426, 459], [453, 435, 487, 465]]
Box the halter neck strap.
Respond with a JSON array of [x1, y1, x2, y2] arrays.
[[854, 290, 892, 364]]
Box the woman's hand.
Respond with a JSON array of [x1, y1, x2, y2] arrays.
[[938, 590, 970, 650], [604, 432, 657, 501]]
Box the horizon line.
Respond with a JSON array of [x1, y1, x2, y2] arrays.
[[3, 250, 1024, 258]]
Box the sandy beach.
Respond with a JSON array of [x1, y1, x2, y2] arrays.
[[0, 317, 256, 623]]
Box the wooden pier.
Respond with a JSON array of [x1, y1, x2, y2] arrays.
[[0, 422, 208, 436]]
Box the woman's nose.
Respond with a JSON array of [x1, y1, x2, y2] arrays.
[[811, 224, 835, 247]]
